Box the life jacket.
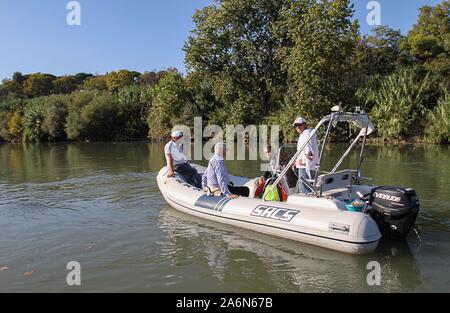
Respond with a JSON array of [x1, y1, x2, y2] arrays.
[[254, 179, 266, 198], [256, 177, 288, 202]]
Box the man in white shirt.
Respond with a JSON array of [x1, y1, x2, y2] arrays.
[[293, 117, 319, 194], [165, 131, 202, 188]]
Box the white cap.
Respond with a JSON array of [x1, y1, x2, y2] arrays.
[[171, 130, 183, 138], [293, 117, 307, 126]]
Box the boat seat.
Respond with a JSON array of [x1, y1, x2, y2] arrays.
[[316, 170, 353, 199]]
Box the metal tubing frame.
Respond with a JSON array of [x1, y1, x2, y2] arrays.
[[263, 114, 332, 201], [263, 111, 372, 201], [357, 126, 369, 181], [330, 132, 364, 174], [313, 114, 335, 188]]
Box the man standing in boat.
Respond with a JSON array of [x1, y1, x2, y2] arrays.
[[293, 117, 319, 194], [165, 130, 202, 188], [201, 143, 250, 199]]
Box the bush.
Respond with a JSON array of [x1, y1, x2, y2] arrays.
[[22, 98, 46, 141], [0, 97, 24, 113], [425, 91, 449, 144], [81, 92, 121, 140], [42, 95, 70, 140], [117, 85, 149, 139], [357, 67, 444, 139], [147, 71, 189, 141], [0, 113, 8, 140], [65, 92, 95, 140], [66, 91, 122, 141], [7, 110, 23, 141]]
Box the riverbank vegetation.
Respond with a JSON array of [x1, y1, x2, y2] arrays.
[[0, 0, 448, 144]]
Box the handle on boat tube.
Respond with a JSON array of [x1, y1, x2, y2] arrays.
[[262, 114, 334, 201]]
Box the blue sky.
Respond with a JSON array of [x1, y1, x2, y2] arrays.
[[0, 0, 444, 80]]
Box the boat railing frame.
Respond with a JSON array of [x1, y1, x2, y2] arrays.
[[263, 109, 373, 201]]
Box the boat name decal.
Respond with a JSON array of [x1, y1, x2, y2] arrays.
[[251, 205, 300, 222]]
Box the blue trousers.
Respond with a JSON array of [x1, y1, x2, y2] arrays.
[[298, 168, 316, 194], [174, 163, 202, 189]]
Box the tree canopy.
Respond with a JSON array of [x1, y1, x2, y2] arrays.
[[0, 0, 448, 144]]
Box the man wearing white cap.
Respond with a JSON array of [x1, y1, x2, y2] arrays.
[[293, 117, 319, 194], [165, 130, 202, 188]]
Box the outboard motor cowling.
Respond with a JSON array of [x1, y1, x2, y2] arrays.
[[368, 186, 420, 238]]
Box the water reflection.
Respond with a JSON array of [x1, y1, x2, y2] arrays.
[[0, 142, 447, 292], [0, 142, 158, 183], [159, 206, 422, 292]]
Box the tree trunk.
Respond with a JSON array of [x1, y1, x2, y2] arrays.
[[260, 92, 271, 116]]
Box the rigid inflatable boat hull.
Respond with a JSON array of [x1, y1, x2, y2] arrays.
[[157, 167, 381, 255]]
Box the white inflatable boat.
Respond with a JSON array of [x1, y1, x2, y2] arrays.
[[157, 109, 420, 254]]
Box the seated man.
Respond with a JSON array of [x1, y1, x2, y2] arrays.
[[165, 130, 202, 188], [201, 143, 249, 199]]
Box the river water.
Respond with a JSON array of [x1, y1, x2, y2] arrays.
[[0, 142, 449, 292]]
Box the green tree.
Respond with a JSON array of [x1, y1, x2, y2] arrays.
[[185, 72, 222, 122], [12, 72, 26, 85], [65, 92, 95, 140], [184, 0, 289, 124], [117, 85, 149, 139], [83, 76, 108, 91], [73, 73, 93, 85], [52, 76, 79, 94], [23, 73, 56, 98], [147, 71, 189, 140], [402, 1, 449, 72], [357, 26, 410, 76], [106, 70, 139, 93], [80, 92, 122, 140], [0, 111, 12, 140], [42, 95, 70, 140], [65, 91, 122, 141], [275, 0, 359, 133], [7, 110, 23, 141], [139, 71, 166, 86], [0, 72, 26, 100]]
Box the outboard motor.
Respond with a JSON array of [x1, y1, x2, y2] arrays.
[[367, 186, 420, 238]]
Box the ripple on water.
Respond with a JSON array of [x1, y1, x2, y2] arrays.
[[1, 142, 449, 292]]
